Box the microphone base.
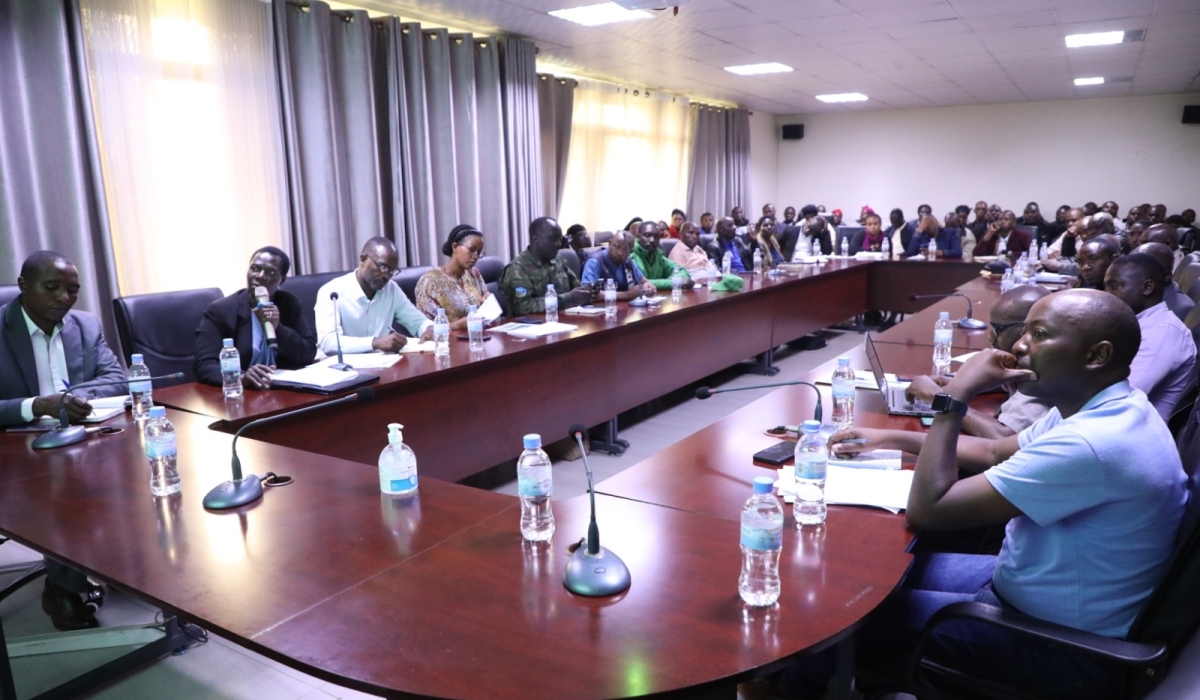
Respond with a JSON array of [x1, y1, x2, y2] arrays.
[[957, 317, 987, 330], [329, 363, 353, 372], [203, 475, 263, 510], [563, 541, 631, 597], [31, 425, 88, 450]]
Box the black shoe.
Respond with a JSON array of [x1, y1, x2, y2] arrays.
[[41, 581, 99, 631]]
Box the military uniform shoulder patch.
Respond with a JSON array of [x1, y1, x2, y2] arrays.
[[514, 287, 528, 297]]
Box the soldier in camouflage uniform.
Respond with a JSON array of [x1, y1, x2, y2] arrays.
[[499, 217, 598, 316]]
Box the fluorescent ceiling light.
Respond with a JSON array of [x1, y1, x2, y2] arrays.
[[723, 62, 793, 76], [816, 92, 868, 103], [1065, 31, 1124, 48], [1074, 77, 1105, 86], [549, 3, 652, 26]]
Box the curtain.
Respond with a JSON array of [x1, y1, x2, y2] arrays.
[[0, 0, 120, 344], [80, 0, 289, 296], [498, 37, 542, 258], [537, 73, 575, 220], [276, 0, 381, 274], [686, 104, 750, 226], [559, 81, 691, 233]]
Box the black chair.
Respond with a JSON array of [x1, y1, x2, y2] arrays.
[[593, 231, 613, 246], [906, 423, 1200, 700], [474, 256, 505, 286], [280, 270, 349, 337], [395, 266, 431, 305], [699, 233, 716, 249], [837, 227, 864, 254], [557, 249, 581, 279], [113, 288, 223, 384], [1177, 263, 1200, 300], [659, 239, 677, 258], [0, 284, 19, 307]]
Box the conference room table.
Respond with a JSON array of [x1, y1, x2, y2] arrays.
[[0, 258, 1004, 700]]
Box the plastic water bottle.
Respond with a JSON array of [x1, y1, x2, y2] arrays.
[[219, 339, 242, 399], [671, 269, 683, 302], [378, 423, 418, 495], [831, 356, 856, 429], [544, 284, 559, 323], [518, 434, 554, 541], [840, 237, 849, 257], [1039, 243, 1049, 262], [128, 353, 153, 421], [604, 278, 617, 318], [705, 261, 720, 286], [933, 311, 953, 378], [467, 304, 484, 352], [752, 249, 763, 275], [881, 236, 891, 259], [144, 406, 180, 496], [927, 237, 937, 261], [722, 251, 732, 275], [433, 308, 450, 357], [793, 420, 827, 526], [739, 475, 783, 606]]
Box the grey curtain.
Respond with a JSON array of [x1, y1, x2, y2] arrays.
[[0, 0, 120, 346], [275, 0, 384, 274], [686, 105, 751, 223], [537, 74, 575, 220], [498, 37, 543, 257]]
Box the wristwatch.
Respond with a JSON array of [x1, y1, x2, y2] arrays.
[[930, 393, 968, 417]]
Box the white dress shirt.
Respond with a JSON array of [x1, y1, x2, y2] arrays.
[[20, 308, 69, 422], [1129, 301, 1197, 420], [315, 272, 432, 355]]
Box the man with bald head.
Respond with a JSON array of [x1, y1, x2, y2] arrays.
[[1145, 223, 1183, 271], [1104, 253, 1196, 420], [801, 290, 1187, 699], [580, 230, 654, 299], [316, 237, 433, 355], [2, 251, 128, 629], [1136, 242, 1194, 321]]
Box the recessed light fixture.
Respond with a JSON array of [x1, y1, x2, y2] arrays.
[[549, 3, 652, 26], [1074, 77, 1105, 86], [815, 92, 868, 103], [724, 62, 793, 76], [1065, 31, 1125, 48]]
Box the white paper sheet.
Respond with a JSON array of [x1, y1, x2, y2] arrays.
[[828, 449, 903, 470], [271, 365, 359, 389], [774, 465, 913, 514], [503, 321, 578, 339], [319, 353, 403, 368], [478, 293, 503, 323]]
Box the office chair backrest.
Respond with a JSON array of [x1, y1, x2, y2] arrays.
[[557, 249, 581, 279], [659, 239, 677, 258], [699, 233, 715, 249], [280, 270, 350, 335], [1015, 224, 1037, 243], [1173, 253, 1200, 283], [1176, 263, 1200, 298], [0, 284, 19, 307], [474, 256, 505, 285], [394, 266, 431, 305], [592, 231, 613, 246], [837, 227, 864, 254], [113, 288, 223, 384]]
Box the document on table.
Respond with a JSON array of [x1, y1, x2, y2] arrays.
[[396, 340, 436, 354], [774, 464, 913, 514], [478, 293, 503, 323], [318, 353, 403, 368], [83, 395, 129, 423], [272, 365, 361, 389], [1034, 272, 1073, 284], [564, 305, 606, 316], [828, 449, 903, 470], [502, 321, 578, 339]]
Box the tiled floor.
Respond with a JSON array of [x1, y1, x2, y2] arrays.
[[0, 330, 865, 700]]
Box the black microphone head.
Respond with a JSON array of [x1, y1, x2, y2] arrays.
[[330, 291, 339, 301], [355, 387, 375, 402], [568, 423, 587, 440], [695, 387, 713, 399], [908, 294, 918, 301], [167, 372, 185, 380]]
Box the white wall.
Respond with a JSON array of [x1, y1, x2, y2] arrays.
[[773, 92, 1200, 220], [747, 109, 778, 216]]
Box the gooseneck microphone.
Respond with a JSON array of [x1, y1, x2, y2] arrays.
[[328, 291, 352, 372], [562, 423, 631, 597], [203, 387, 374, 510], [695, 380, 824, 423], [32, 372, 185, 450], [908, 293, 988, 330], [254, 285, 278, 352]]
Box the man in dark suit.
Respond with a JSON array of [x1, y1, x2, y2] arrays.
[[975, 210, 1032, 261], [193, 247, 316, 390], [704, 217, 751, 272], [1, 251, 128, 630]]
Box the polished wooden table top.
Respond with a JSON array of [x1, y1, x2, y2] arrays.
[[874, 275, 1000, 352]]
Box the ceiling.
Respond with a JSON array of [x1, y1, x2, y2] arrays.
[[349, 0, 1200, 114]]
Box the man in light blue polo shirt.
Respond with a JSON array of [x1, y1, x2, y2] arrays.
[[797, 290, 1187, 700]]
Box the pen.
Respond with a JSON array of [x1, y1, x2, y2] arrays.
[[836, 438, 869, 445]]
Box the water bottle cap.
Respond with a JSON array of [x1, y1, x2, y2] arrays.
[[468, 305, 477, 313], [547, 284, 556, 293], [802, 419, 821, 433], [938, 311, 949, 320], [837, 356, 850, 365], [131, 353, 144, 363], [752, 476, 774, 494], [149, 406, 166, 419], [222, 338, 234, 347], [523, 433, 542, 449]]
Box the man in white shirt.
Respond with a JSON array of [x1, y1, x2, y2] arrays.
[[1104, 253, 1197, 419], [0, 251, 128, 631], [315, 238, 433, 355]]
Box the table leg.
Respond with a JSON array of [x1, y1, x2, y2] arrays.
[[832, 634, 856, 700], [749, 348, 781, 376], [590, 418, 628, 455]]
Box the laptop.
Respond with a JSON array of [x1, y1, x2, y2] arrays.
[[864, 334, 935, 417]]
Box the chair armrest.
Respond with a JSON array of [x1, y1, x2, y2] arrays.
[[913, 601, 1167, 666]]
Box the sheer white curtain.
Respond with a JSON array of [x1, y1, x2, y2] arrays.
[[79, 0, 287, 296], [558, 80, 691, 233]]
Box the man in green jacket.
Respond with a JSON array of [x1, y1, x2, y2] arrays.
[[631, 221, 693, 291]]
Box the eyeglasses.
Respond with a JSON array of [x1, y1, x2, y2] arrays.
[[249, 264, 280, 279], [455, 243, 484, 258], [990, 320, 1025, 335], [367, 256, 399, 277]]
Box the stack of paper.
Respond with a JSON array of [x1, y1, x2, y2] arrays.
[[501, 322, 578, 339], [318, 353, 403, 368], [271, 365, 360, 389], [396, 340, 436, 354], [829, 449, 903, 470], [84, 396, 128, 423], [564, 305, 606, 316], [477, 294, 503, 323], [774, 464, 913, 514]]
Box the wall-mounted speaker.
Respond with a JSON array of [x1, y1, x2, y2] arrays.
[[1184, 106, 1200, 124], [781, 124, 804, 140]]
